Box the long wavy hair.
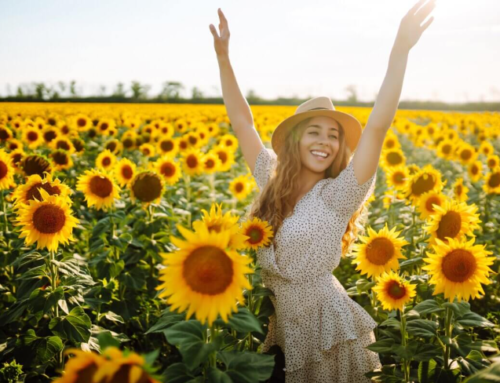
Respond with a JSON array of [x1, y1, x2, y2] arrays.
[[245, 117, 370, 258]]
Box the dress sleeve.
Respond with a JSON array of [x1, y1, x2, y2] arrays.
[[320, 159, 377, 217], [251, 146, 278, 191]]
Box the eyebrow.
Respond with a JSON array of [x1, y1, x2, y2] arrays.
[[307, 124, 338, 132]]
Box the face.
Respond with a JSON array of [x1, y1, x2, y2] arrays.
[[298, 116, 340, 174]]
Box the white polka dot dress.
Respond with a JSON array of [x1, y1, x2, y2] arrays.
[[251, 146, 382, 383]]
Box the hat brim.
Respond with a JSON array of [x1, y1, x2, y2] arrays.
[[271, 110, 362, 154]]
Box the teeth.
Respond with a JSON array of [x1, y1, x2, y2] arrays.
[[311, 151, 328, 158]]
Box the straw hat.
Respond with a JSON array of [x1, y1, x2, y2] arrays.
[[271, 96, 363, 155]]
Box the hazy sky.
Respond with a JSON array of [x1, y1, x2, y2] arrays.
[[1, 0, 499, 103]]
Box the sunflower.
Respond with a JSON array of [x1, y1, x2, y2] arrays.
[[14, 188, 79, 252], [351, 223, 409, 279], [424, 198, 481, 246], [114, 158, 137, 187], [417, 191, 447, 220], [0, 125, 13, 143], [467, 160, 483, 183], [156, 223, 253, 326], [422, 236, 495, 302], [382, 132, 401, 152], [454, 142, 477, 166], [6, 138, 23, 152], [153, 155, 182, 186], [436, 139, 455, 161], [380, 148, 406, 169], [452, 177, 469, 202], [52, 349, 105, 383], [73, 114, 92, 132], [156, 137, 178, 157], [180, 147, 204, 176], [12, 173, 72, 209], [20, 154, 52, 177], [96, 149, 117, 171], [139, 143, 156, 158], [486, 154, 500, 170], [50, 149, 73, 172], [403, 164, 446, 205], [51, 137, 76, 155], [41, 126, 59, 144], [104, 139, 122, 155], [192, 202, 249, 250], [212, 145, 235, 172], [202, 152, 221, 175], [0, 149, 16, 190], [76, 169, 121, 211], [218, 133, 238, 152], [121, 131, 137, 150], [229, 175, 253, 201], [479, 141, 494, 157], [97, 118, 116, 136], [385, 165, 409, 191], [373, 270, 417, 311], [71, 137, 85, 154], [129, 171, 163, 205], [240, 217, 274, 250], [483, 167, 500, 195], [22, 127, 44, 149]]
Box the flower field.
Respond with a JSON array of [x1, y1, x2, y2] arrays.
[[0, 102, 500, 382]]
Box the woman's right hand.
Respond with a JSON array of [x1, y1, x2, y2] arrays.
[[209, 8, 230, 58]]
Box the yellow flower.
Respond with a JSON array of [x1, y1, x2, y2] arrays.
[[240, 217, 274, 250], [373, 270, 417, 311], [417, 191, 447, 220], [380, 148, 406, 169], [95, 149, 117, 171], [52, 349, 105, 383], [129, 171, 163, 206], [385, 165, 410, 191], [50, 149, 74, 172], [51, 137, 76, 155], [97, 118, 116, 136], [22, 127, 44, 149], [403, 164, 446, 205], [139, 143, 156, 157], [77, 169, 121, 211], [157, 223, 253, 326], [0, 149, 16, 190], [104, 139, 123, 155], [452, 177, 469, 202], [212, 145, 235, 173], [179, 147, 205, 176], [41, 126, 60, 145], [14, 188, 79, 252], [454, 142, 477, 166], [20, 154, 52, 178], [114, 158, 137, 187], [153, 155, 182, 186], [486, 154, 500, 170], [12, 173, 72, 209], [483, 167, 500, 195], [436, 139, 455, 161], [201, 152, 221, 175], [72, 114, 92, 132], [422, 236, 495, 302], [467, 160, 482, 183], [424, 198, 481, 247], [156, 137, 178, 157], [351, 223, 409, 279], [217, 133, 239, 152], [229, 175, 253, 201]]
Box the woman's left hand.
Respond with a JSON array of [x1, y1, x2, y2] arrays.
[[394, 0, 436, 52]]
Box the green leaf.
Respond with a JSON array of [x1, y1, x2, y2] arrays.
[[464, 361, 500, 382], [406, 319, 438, 338], [146, 309, 186, 334], [35, 336, 64, 364], [164, 320, 218, 371], [412, 300, 445, 316], [366, 338, 396, 354], [92, 216, 111, 238], [164, 362, 204, 383], [457, 312, 495, 328], [379, 317, 401, 329], [443, 301, 471, 318], [216, 351, 275, 383], [413, 343, 442, 362], [49, 306, 92, 342], [399, 257, 423, 270], [97, 331, 121, 350], [225, 307, 263, 334]]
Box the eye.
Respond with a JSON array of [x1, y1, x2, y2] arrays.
[[330, 135, 337, 139], [309, 132, 318, 135]]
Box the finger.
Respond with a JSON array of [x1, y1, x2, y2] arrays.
[[408, 0, 426, 16], [209, 24, 219, 39], [416, 0, 436, 23], [420, 15, 434, 32]]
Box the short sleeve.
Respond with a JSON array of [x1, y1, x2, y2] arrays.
[[320, 160, 377, 217], [251, 146, 278, 191]]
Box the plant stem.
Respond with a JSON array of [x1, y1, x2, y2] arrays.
[[443, 306, 453, 370], [400, 305, 409, 382], [0, 190, 8, 234]]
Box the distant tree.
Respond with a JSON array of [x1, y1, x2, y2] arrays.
[[98, 85, 107, 96], [159, 81, 184, 100], [113, 83, 127, 97], [246, 89, 261, 101], [34, 82, 47, 100], [191, 86, 204, 99], [57, 81, 66, 97], [131, 81, 151, 100], [345, 84, 358, 103], [69, 81, 78, 97], [16, 86, 25, 98]]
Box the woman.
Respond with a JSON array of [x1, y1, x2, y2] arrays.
[[209, 1, 436, 382]]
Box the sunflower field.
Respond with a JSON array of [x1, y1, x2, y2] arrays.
[[0, 102, 500, 383]]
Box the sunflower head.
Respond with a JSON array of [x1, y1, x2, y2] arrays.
[[76, 169, 121, 211], [96, 149, 117, 171], [129, 171, 163, 205], [240, 217, 274, 250], [373, 270, 417, 311], [114, 158, 137, 187], [154, 156, 182, 186], [20, 154, 52, 178], [12, 173, 72, 209], [0, 149, 16, 190]]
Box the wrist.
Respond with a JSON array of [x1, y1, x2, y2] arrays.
[[217, 54, 230, 63]]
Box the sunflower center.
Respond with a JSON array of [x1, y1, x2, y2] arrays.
[[160, 163, 175, 177], [27, 183, 61, 201], [436, 211, 461, 241], [189, 136, 198, 145], [442, 144, 451, 155], [488, 173, 500, 188], [52, 151, 68, 165], [100, 123, 109, 131], [425, 196, 441, 212], [160, 140, 174, 152], [471, 165, 478, 175], [102, 157, 111, 167], [183, 246, 233, 295], [106, 142, 117, 152], [387, 152, 403, 166], [411, 173, 436, 197], [27, 131, 38, 142], [77, 118, 86, 127], [44, 130, 57, 142], [393, 172, 405, 184], [187, 155, 198, 169], [487, 159, 496, 168], [441, 249, 477, 282], [123, 138, 134, 148], [132, 173, 162, 202], [460, 150, 472, 161], [22, 156, 51, 177], [365, 238, 395, 265], [57, 141, 70, 151], [217, 151, 228, 163], [456, 184, 463, 195], [209, 223, 223, 233], [121, 165, 133, 179], [235, 182, 244, 193], [33, 204, 66, 234], [0, 128, 9, 140], [386, 280, 407, 299], [247, 226, 264, 244], [89, 176, 113, 198], [0, 162, 7, 180]]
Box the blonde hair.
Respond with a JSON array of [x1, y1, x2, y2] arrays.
[[246, 117, 370, 258]]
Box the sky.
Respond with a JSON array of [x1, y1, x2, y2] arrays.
[[1, 0, 499, 103]]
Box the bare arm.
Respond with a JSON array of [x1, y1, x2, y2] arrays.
[[209, 9, 264, 173], [352, 0, 436, 185]]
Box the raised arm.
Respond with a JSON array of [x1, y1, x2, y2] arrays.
[[209, 8, 264, 174], [352, 0, 436, 185]]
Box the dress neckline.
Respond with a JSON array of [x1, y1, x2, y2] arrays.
[[284, 178, 328, 220]]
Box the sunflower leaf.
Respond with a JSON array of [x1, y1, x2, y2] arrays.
[[406, 319, 438, 338], [49, 306, 92, 343], [457, 312, 495, 328], [412, 299, 445, 316], [216, 351, 275, 383], [225, 307, 263, 334]]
